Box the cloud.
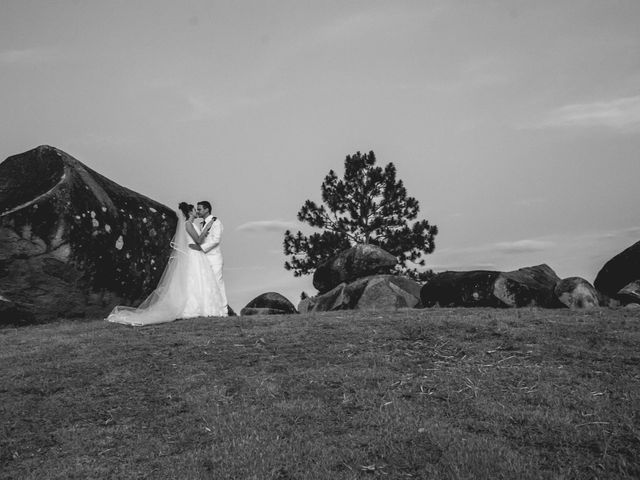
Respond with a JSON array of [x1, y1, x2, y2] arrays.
[[494, 239, 555, 254], [236, 220, 300, 233], [579, 226, 640, 241], [433, 238, 554, 257], [535, 95, 640, 131], [0, 48, 60, 66], [424, 238, 553, 272], [425, 226, 640, 281], [427, 262, 498, 272], [621, 226, 640, 237]]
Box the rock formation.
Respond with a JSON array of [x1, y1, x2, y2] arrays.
[[0, 145, 177, 321], [554, 277, 600, 309], [0, 296, 35, 326], [241, 292, 297, 316], [313, 244, 397, 294], [594, 241, 640, 300], [493, 264, 562, 308], [617, 280, 640, 305], [421, 264, 573, 308], [420, 270, 503, 308], [299, 274, 422, 313]]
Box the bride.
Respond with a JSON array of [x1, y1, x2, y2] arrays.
[[106, 202, 227, 326]]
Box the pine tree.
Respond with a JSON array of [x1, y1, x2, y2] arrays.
[[283, 151, 438, 280]]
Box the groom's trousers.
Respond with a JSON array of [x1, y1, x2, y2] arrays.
[[207, 258, 228, 307]]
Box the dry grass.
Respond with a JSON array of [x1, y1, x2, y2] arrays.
[[1, 308, 639, 479]]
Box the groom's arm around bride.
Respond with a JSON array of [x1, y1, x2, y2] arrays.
[[193, 201, 228, 309]]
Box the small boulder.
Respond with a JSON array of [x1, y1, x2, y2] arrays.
[[594, 240, 640, 298], [241, 292, 297, 316], [313, 244, 397, 294], [554, 277, 599, 309]]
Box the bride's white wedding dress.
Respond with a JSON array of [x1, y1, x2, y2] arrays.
[[106, 218, 227, 326]]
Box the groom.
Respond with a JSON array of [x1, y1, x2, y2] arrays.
[[192, 200, 228, 311]]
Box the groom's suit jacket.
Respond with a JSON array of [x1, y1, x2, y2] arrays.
[[199, 215, 223, 264]]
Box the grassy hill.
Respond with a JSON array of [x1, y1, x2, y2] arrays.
[[1, 308, 639, 479]]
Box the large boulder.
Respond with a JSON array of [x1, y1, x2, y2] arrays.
[[554, 277, 599, 309], [299, 274, 422, 313], [241, 292, 297, 316], [0, 296, 35, 327], [313, 244, 397, 294], [594, 241, 640, 299], [617, 280, 640, 305], [420, 270, 503, 308], [420, 264, 562, 308], [493, 264, 562, 308], [0, 145, 177, 320]]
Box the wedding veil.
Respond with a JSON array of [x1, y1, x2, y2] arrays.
[[106, 216, 192, 326]]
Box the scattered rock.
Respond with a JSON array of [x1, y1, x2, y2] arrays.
[[300, 274, 422, 313], [617, 280, 640, 305], [554, 277, 599, 309], [493, 264, 562, 308], [313, 244, 397, 294], [594, 240, 640, 299], [420, 270, 503, 308], [0, 296, 35, 327], [421, 264, 562, 308], [241, 292, 297, 316], [355, 275, 422, 310], [0, 145, 177, 321]]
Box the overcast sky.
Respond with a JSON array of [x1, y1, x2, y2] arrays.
[[1, 0, 639, 310]]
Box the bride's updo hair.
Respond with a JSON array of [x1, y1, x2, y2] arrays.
[[178, 202, 194, 219]]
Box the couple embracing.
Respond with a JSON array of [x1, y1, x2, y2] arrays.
[[107, 201, 228, 326]]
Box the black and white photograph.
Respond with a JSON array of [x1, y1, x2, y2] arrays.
[[1, 1, 639, 478]]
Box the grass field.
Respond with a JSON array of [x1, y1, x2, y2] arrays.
[[1, 308, 639, 479]]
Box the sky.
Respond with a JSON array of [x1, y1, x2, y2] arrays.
[[1, 0, 639, 310]]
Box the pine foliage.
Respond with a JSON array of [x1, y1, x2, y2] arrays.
[[283, 151, 438, 280]]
